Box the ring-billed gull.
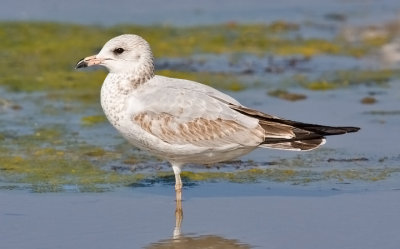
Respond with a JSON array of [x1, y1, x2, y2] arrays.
[[76, 34, 360, 201]]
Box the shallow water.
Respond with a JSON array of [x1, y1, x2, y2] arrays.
[[1, 188, 400, 249], [1, 0, 400, 26], [1, 1, 400, 249]]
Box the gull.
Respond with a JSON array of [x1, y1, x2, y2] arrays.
[[76, 34, 360, 201]]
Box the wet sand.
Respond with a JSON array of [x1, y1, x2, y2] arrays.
[[1, 186, 399, 249]]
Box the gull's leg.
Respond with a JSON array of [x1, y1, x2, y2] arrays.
[[173, 199, 183, 239], [172, 164, 183, 201]]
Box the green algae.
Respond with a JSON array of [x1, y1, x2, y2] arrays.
[[267, 89, 307, 101], [1, 120, 395, 192], [273, 38, 341, 58], [0, 123, 141, 192], [322, 168, 397, 182], [81, 115, 107, 126], [335, 69, 396, 85], [1, 136, 398, 191], [0, 154, 145, 192], [32, 127, 63, 141], [306, 80, 338, 91], [294, 69, 398, 91], [0, 21, 390, 95], [173, 166, 400, 186], [0, 138, 146, 192]]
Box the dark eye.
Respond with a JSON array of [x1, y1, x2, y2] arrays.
[[113, 48, 124, 54]]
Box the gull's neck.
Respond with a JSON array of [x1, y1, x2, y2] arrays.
[[101, 70, 154, 127], [100, 55, 154, 128], [102, 57, 154, 101], [109, 56, 155, 90], [131, 59, 155, 87], [125, 58, 155, 89]]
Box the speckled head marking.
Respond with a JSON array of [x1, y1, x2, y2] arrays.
[[76, 34, 154, 86]]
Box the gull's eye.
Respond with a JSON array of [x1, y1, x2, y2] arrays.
[[113, 48, 125, 54]]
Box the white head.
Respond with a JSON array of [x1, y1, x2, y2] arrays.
[[76, 34, 154, 77]]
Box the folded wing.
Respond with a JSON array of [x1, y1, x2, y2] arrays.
[[229, 105, 360, 151], [130, 88, 266, 148], [130, 80, 359, 152]]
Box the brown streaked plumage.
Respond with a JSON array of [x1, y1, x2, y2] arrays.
[[132, 112, 265, 147]]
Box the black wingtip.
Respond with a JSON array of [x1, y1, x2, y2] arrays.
[[75, 58, 88, 69], [342, 126, 361, 133], [306, 126, 361, 136]]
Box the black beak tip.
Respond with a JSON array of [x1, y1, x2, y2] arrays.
[[75, 58, 88, 69]]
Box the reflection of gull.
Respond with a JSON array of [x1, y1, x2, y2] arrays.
[[76, 34, 360, 201], [145, 201, 251, 249], [145, 234, 251, 249]]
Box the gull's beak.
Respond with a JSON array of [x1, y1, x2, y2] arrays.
[[75, 55, 104, 69]]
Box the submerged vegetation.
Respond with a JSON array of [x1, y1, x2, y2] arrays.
[[0, 119, 397, 192], [0, 21, 398, 94], [267, 89, 307, 101]]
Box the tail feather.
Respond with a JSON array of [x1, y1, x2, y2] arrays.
[[275, 122, 360, 136], [259, 138, 326, 151], [229, 104, 360, 151]]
